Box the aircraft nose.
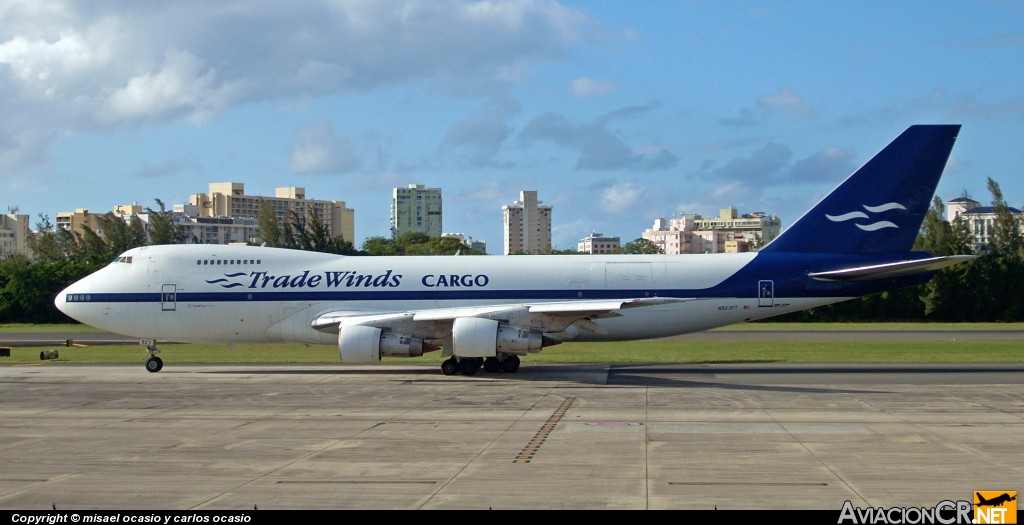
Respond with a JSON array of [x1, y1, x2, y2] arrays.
[[54, 287, 68, 315], [55, 282, 76, 317], [55, 275, 90, 320]]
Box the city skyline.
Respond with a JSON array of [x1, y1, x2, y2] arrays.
[[2, 2, 1022, 249]]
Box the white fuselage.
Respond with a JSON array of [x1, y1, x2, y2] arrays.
[[56, 244, 843, 346]]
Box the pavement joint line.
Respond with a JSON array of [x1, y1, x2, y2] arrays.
[[185, 369, 444, 510], [0, 474, 77, 502], [513, 396, 576, 464], [765, 398, 867, 506], [418, 386, 562, 509]]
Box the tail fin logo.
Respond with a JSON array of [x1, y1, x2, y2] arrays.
[[826, 202, 907, 231]]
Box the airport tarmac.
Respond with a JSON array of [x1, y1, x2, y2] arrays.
[[0, 362, 1021, 510]]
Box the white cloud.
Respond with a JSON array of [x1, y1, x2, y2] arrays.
[[0, 0, 591, 172], [711, 181, 744, 200], [601, 182, 644, 213], [787, 146, 856, 183], [519, 111, 679, 171], [570, 77, 618, 98], [290, 120, 362, 175], [552, 218, 591, 249], [758, 88, 815, 117], [107, 50, 232, 123], [439, 95, 521, 167]]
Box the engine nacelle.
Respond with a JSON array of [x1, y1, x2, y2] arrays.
[[452, 317, 543, 357], [379, 332, 425, 358], [338, 325, 424, 363], [496, 324, 543, 354]]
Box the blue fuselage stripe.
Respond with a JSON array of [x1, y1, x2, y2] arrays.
[[70, 289, 715, 303]]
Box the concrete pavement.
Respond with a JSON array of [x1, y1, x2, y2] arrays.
[[0, 363, 1021, 510]]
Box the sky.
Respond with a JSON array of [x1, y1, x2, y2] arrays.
[[2, 0, 1022, 252]]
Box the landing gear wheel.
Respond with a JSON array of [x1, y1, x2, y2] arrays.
[[501, 354, 521, 373], [483, 357, 500, 373], [460, 358, 481, 376], [441, 358, 459, 376], [145, 356, 164, 373]]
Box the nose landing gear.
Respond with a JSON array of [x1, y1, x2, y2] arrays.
[[140, 338, 163, 373]]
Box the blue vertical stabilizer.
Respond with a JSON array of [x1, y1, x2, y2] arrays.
[[761, 125, 960, 254]]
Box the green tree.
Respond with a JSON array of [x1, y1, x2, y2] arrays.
[[394, 231, 431, 249], [917, 195, 977, 320], [285, 208, 358, 254], [254, 205, 358, 255], [146, 199, 185, 245], [255, 199, 283, 247], [0, 255, 100, 323], [620, 238, 663, 254], [27, 215, 78, 263], [986, 178, 1023, 257], [362, 236, 401, 255], [916, 197, 953, 255], [404, 236, 483, 255], [980, 178, 1024, 320]]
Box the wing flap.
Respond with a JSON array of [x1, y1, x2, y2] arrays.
[[807, 255, 974, 282]]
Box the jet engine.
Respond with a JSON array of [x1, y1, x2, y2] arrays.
[[338, 325, 424, 363], [451, 317, 544, 357]]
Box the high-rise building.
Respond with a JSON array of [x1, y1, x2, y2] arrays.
[[0, 212, 31, 259], [391, 184, 442, 239], [503, 190, 552, 255], [190, 182, 355, 244]]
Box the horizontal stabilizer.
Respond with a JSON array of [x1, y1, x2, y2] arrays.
[[807, 255, 974, 281]]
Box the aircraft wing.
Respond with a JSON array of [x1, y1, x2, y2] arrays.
[[807, 255, 974, 282], [310, 297, 691, 338]]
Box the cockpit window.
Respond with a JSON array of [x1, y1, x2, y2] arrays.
[[111, 256, 134, 264]]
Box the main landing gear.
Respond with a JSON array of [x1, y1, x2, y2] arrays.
[[440, 354, 521, 376]]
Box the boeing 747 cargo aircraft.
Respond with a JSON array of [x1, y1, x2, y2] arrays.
[[56, 125, 969, 375]]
